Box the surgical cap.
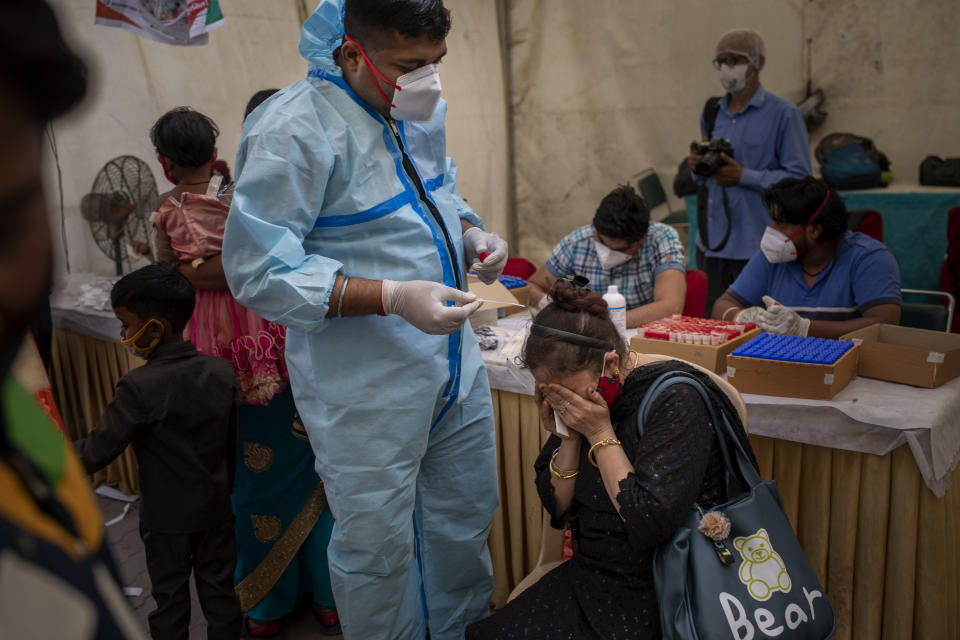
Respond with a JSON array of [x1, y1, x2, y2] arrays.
[[715, 28, 766, 70]]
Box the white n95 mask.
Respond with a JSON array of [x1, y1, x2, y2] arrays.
[[594, 240, 632, 270], [719, 64, 748, 93], [760, 227, 798, 263], [391, 64, 442, 122]]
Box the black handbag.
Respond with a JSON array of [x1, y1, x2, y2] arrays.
[[637, 371, 836, 640], [919, 155, 960, 186]]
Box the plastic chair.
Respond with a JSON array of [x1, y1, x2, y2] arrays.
[[683, 269, 708, 318], [940, 206, 960, 333], [506, 354, 748, 603], [505, 509, 566, 603], [901, 289, 955, 332], [502, 257, 537, 281], [632, 169, 687, 225], [847, 209, 883, 242]]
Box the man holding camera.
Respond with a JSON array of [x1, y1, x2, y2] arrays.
[[689, 28, 812, 315]]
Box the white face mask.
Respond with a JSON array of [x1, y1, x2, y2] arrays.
[[719, 64, 749, 93], [390, 64, 442, 122], [760, 227, 799, 263], [594, 240, 633, 270]]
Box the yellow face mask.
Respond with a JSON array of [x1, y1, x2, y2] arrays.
[[120, 318, 163, 359]]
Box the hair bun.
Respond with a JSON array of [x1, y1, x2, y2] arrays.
[[548, 280, 608, 318]]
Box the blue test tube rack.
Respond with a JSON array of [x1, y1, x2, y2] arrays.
[[731, 333, 855, 365]]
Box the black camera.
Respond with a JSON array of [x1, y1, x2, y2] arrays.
[[691, 138, 735, 177]]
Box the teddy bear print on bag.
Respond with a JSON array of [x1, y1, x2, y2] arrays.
[[734, 528, 793, 601]]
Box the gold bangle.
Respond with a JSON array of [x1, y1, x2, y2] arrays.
[[549, 447, 579, 480], [588, 438, 623, 467], [721, 305, 739, 321]]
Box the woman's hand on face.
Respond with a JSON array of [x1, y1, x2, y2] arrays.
[[535, 386, 567, 439], [543, 383, 615, 444]]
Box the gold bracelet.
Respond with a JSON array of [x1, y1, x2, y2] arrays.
[[588, 438, 623, 467], [549, 447, 579, 480], [721, 305, 739, 321]]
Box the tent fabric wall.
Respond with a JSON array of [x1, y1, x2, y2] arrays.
[[45, 0, 509, 280], [47, 0, 308, 278], [507, 0, 960, 266], [439, 0, 511, 240], [508, 0, 805, 264], [48, 1, 960, 277]]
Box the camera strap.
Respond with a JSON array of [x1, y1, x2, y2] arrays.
[[697, 96, 732, 253], [703, 96, 722, 139]]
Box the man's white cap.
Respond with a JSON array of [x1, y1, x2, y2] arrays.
[[715, 28, 766, 70]]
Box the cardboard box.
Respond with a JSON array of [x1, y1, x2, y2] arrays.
[[504, 284, 529, 316], [467, 276, 526, 327], [841, 324, 960, 388], [725, 341, 860, 400], [630, 328, 761, 374]]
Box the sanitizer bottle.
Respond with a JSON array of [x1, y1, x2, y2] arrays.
[[603, 285, 627, 339]]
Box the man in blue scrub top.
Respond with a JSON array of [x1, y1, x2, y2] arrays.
[[688, 28, 812, 316], [711, 177, 902, 338], [221, 1, 508, 638]]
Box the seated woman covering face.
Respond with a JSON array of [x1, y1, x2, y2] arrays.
[[527, 185, 687, 328], [711, 176, 902, 338], [466, 280, 756, 640]]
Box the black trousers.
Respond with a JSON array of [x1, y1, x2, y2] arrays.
[[140, 519, 241, 640], [696, 248, 750, 318]]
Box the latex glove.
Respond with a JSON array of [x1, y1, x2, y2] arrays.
[[758, 304, 810, 336], [734, 306, 764, 324], [462, 227, 508, 284], [381, 279, 481, 335]]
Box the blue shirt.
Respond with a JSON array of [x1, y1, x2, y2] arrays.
[[545, 222, 685, 309], [727, 230, 902, 320], [697, 85, 812, 260]]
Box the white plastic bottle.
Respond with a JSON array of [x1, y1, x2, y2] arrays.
[[603, 285, 627, 339]]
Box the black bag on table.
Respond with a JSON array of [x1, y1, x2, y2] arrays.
[[638, 371, 837, 640], [919, 156, 960, 186]]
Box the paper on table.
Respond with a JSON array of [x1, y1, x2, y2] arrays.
[[104, 503, 131, 527], [95, 485, 139, 503]]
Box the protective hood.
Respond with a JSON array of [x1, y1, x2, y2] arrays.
[[298, 0, 345, 76]]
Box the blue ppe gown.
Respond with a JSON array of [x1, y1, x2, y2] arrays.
[[221, 2, 498, 638]]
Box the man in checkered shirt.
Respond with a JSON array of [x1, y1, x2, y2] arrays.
[[528, 185, 687, 328]]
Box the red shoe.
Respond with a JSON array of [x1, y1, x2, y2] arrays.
[[314, 606, 341, 636], [243, 615, 284, 639]]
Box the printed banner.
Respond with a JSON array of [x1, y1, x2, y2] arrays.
[[94, 0, 225, 46]]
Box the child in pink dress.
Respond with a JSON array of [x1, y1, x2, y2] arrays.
[[150, 107, 287, 405]]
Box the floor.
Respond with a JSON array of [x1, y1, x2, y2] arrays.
[[99, 493, 342, 639]]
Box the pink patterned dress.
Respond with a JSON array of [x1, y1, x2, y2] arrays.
[[154, 193, 288, 405]]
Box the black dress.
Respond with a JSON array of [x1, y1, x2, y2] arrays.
[[467, 361, 754, 640]]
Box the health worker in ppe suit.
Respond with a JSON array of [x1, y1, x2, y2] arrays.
[[221, 1, 507, 638]]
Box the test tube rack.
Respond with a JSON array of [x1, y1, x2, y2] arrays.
[[731, 333, 856, 366], [631, 315, 762, 374], [636, 314, 758, 346], [726, 334, 861, 400]]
